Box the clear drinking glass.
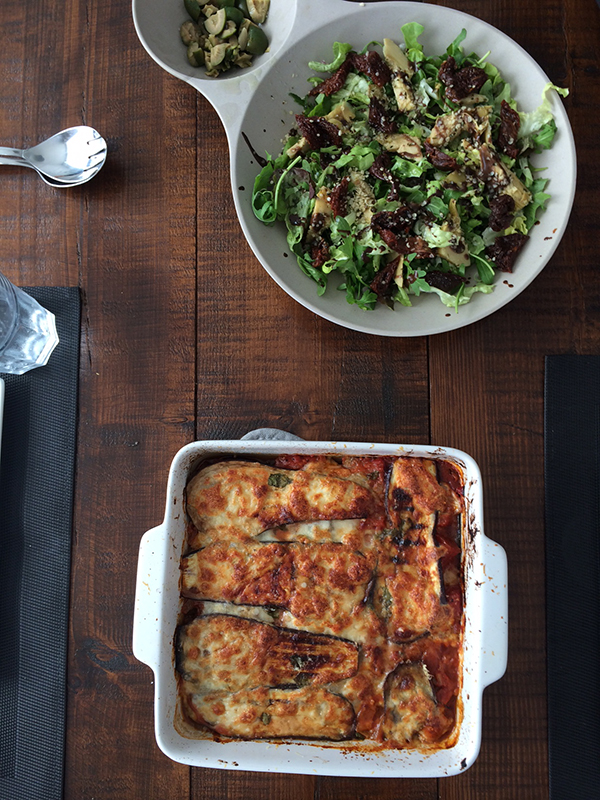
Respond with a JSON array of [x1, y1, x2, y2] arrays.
[[0, 272, 59, 374]]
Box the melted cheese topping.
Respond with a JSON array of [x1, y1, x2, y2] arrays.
[[181, 541, 372, 633], [177, 456, 465, 750], [177, 614, 358, 691], [256, 518, 373, 545], [182, 685, 355, 740], [186, 460, 377, 548], [181, 541, 294, 606], [388, 457, 462, 528], [381, 662, 453, 745]]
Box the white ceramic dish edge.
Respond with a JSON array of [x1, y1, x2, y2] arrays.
[[132, 431, 508, 777], [132, 0, 576, 337]]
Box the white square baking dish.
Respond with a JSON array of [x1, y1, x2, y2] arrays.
[[132, 430, 507, 777]]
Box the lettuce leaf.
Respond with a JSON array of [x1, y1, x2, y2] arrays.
[[519, 83, 569, 142], [308, 42, 353, 73], [401, 22, 425, 63], [470, 252, 495, 284], [252, 161, 276, 223], [420, 281, 495, 308], [445, 28, 467, 63]]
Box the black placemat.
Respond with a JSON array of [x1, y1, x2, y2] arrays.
[[544, 356, 600, 800], [0, 287, 80, 800]]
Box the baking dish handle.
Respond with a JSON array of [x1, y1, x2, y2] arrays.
[[241, 427, 304, 441], [479, 535, 509, 688], [132, 524, 166, 670]]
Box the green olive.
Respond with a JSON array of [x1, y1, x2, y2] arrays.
[[184, 0, 201, 22], [235, 52, 253, 68], [180, 0, 266, 76], [247, 0, 269, 25], [187, 42, 204, 66], [221, 20, 237, 38], [224, 6, 244, 25], [245, 23, 268, 55], [180, 20, 202, 45], [204, 7, 226, 34], [237, 18, 250, 50], [210, 43, 229, 67]]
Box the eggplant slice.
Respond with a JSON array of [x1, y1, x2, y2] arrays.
[[181, 541, 373, 633], [186, 460, 378, 548], [176, 613, 359, 692], [387, 458, 462, 530], [182, 684, 356, 740], [374, 525, 443, 642], [256, 518, 371, 545], [381, 662, 453, 746], [380, 458, 464, 638]]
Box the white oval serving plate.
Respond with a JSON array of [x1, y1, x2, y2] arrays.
[[133, 0, 576, 336]]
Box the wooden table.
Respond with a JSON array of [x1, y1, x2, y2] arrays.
[[0, 0, 598, 797]]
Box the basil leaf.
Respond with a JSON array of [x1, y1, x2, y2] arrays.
[[268, 473, 293, 488]]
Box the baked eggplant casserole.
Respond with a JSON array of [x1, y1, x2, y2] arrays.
[[175, 454, 465, 749]]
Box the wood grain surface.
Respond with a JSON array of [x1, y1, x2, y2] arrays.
[[0, 0, 598, 797]]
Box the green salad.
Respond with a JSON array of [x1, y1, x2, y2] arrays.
[[251, 23, 567, 311]]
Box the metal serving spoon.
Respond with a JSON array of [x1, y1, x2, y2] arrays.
[[0, 126, 107, 187]]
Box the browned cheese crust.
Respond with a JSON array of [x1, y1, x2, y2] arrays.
[[182, 685, 356, 740], [181, 541, 373, 634], [177, 614, 359, 691], [185, 460, 377, 549], [177, 455, 465, 749]]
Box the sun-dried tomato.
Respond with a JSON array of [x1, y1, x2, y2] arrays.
[[424, 141, 458, 171], [372, 207, 417, 237], [368, 96, 396, 133], [308, 212, 326, 236], [370, 256, 400, 299], [369, 152, 393, 182], [488, 193, 515, 232], [387, 234, 433, 258], [486, 232, 529, 272], [328, 177, 350, 218], [371, 209, 431, 255], [310, 237, 330, 268], [438, 56, 487, 103], [375, 228, 399, 251], [424, 271, 466, 293], [369, 153, 402, 200], [308, 50, 391, 97], [295, 114, 342, 150], [497, 100, 521, 159], [351, 50, 391, 87], [308, 56, 354, 96]]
